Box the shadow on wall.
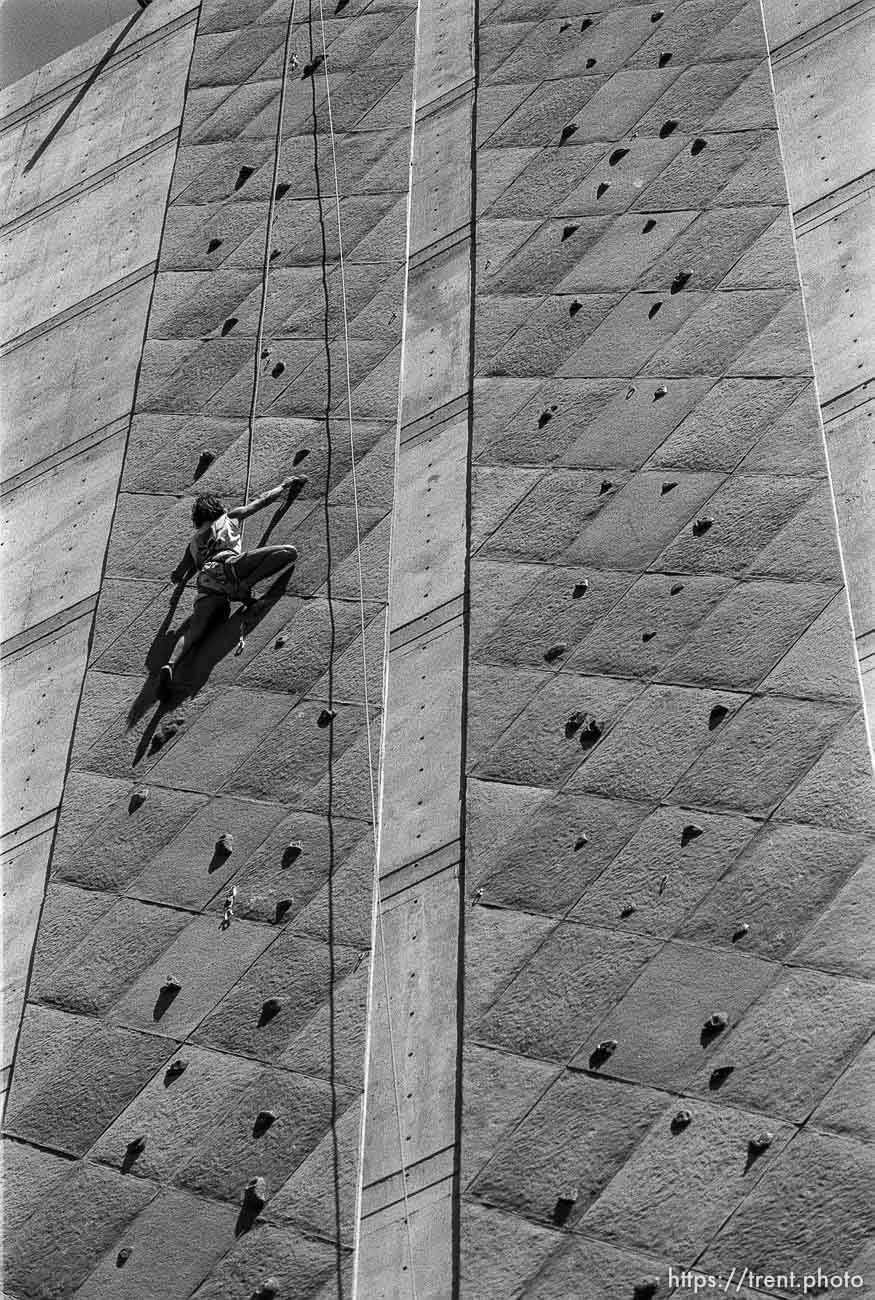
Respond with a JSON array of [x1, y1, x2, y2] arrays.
[[123, 565, 294, 758]]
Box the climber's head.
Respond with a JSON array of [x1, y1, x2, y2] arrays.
[[191, 494, 225, 527]]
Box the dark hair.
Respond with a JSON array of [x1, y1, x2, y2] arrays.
[[191, 494, 225, 527]]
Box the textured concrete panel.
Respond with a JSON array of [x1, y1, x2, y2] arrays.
[[582, 1098, 794, 1264]]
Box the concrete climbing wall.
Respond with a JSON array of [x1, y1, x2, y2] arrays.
[[461, 0, 874, 1295], [3, 0, 418, 1294], [356, 0, 475, 1291], [761, 0, 875, 729], [0, 0, 196, 1098]]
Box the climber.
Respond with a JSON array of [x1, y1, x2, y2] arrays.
[[159, 477, 306, 687]]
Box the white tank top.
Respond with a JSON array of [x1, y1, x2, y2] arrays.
[[189, 513, 242, 569]]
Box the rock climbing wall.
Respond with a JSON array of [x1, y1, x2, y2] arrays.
[[0, 0, 196, 1099], [761, 0, 875, 729], [461, 0, 874, 1295], [2, 0, 417, 1293]]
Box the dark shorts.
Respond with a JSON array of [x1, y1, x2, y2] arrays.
[[196, 557, 248, 601]]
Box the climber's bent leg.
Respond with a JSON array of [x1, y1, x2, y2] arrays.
[[161, 591, 228, 685], [231, 545, 298, 590]]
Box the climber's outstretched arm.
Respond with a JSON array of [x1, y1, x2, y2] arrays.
[[227, 476, 304, 520]]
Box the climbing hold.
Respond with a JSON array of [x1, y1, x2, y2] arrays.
[[572, 580, 589, 598], [165, 1059, 188, 1082], [691, 137, 707, 156], [671, 269, 692, 293], [705, 1011, 729, 1032], [574, 834, 588, 850], [708, 703, 729, 730], [553, 1188, 578, 1225], [254, 1109, 277, 1136], [642, 630, 656, 642], [116, 1247, 132, 1268], [216, 833, 234, 857], [471, 888, 484, 906], [302, 55, 324, 77], [275, 899, 292, 922], [641, 218, 656, 234], [579, 716, 603, 748], [283, 842, 303, 866], [609, 148, 629, 166], [207, 237, 223, 254], [261, 997, 282, 1022], [648, 301, 662, 319], [195, 449, 216, 479], [660, 480, 677, 494], [653, 384, 668, 400], [750, 1130, 774, 1153], [271, 362, 286, 379], [254, 1280, 280, 1300], [162, 977, 182, 995], [650, 8, 664, 18], [599, 479, 614, 494], [585, 57, 597, 68], [569, 299, 583, 317], [620, 902, 637, 917], [692, 517, 713, 536], [335, 0, 349, 11], [244, 1176, 268, 1210], [234, 166, 255, 192], [543, 641, 568, 662], [270, 249, 282, 261], [293, 446, 311, 465], [625, 384, 636, 400], [559, 21, 570, 31], [591, 1038, 618, 1066], [127, 1135, 147, 1156], [669, 584, 684, 598], [658, 874, 668, 895], [596, 181, 610, 198], [538, 408, 554, 428], [681, 823, 703, 846], [580, 17, 592, 30], [658, 51, 672, 66], [732, 922, 750, 942], [671, 1109, 692, 1130], [565, 710, 587, 738], [275, 634, 287, 649], [634, 1278, 660, 1300], [129, 787, 149, 811], [261, 348, 271, 361], [559, 123, 578, 145], [710, 1064, 734, 1088], [235, 634, 247, 657], [317, 708, 337, 728], [151, 717, 182, 752], [274, 182, 290, 200], [221, 317, 238, 337], [659, 119, 678, 138], [561, 223, 579, 241]]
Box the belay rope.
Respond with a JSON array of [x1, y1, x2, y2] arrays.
[[235, 1, 420, 1294]]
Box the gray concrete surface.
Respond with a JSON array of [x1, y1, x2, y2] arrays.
[[0, 1, 195, 1091]]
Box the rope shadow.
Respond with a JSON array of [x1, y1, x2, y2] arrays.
[[24, 11, 143, 175]]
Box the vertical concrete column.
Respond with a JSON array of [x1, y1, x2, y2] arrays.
[[355, 0, 475, 1295]]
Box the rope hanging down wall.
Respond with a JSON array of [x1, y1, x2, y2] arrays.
[[239, 1, 420, 1292]]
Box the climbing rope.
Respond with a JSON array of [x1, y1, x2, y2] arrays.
[[314, 7, 420, 1297], [236, 0, 419, 1284], [240, 0, 299, 543]]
